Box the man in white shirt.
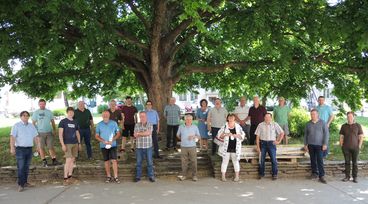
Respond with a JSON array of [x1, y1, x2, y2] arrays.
[[234, 96, 250, 144]]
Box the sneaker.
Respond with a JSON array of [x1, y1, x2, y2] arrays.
[[63, 179, 71, 186], [272, 176, 278, 181], [233, 177, 239, 182], [353, 177, 358, 183], [52, 159, 62, 166], [342, 177, 350, 182], [310, 173, 318, 179], [113, 177, 121, 184], [192, 176, 198, 182], [258, 175, 263, 180], [135, 178, 141, 183], [319, 177, 327, 184], [24, 182, 35, 188], [18, 186, 24, 192], [42, 160, 48, 167], [149, 177, 155, 182], [68, 177, 79, 184], [105, 177, 112, 183], [178, 176, 186, 181], [221, 177, 227, 182]]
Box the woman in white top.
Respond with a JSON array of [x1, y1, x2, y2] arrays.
[[217, 113, 245, 182]]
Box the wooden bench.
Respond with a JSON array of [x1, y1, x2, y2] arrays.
[[218, 145, 307, 164]]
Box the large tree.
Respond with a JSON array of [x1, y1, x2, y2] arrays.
[[0, 0, 367, 116]]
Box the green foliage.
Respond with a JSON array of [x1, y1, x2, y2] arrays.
[[97, 104, 108, 114], [52, 109, 65, 117], [289, 107, 310, 138]]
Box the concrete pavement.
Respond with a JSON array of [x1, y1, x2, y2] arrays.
[[1, 177, 368, 204]]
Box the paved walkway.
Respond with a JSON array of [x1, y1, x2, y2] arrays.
[[1, 177, 368, 204]]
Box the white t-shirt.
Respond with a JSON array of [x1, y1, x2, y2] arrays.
[[234, 105, 250, 125]]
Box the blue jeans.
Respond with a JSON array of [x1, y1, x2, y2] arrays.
[[16, 147, 33, 187], [259, 141, 278, 177], [308, 144, 325, 177], [136, 147, 154, 179], [79, 128, 92, 158]]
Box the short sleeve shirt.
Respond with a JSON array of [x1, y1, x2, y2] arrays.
[[234, 105, 250, 125], [146, 109, 160, 125], [255, 122, 284, 141], [208, 107, 228, 128], [339, 123, 363, 149], [32, 109, 54, 133], [273, 105, 291, 125], [108, 109, 123, 124], [121, 105, 138, 125], [96, 120, 119, 148], [316, 105, 333, 123], [11, 121, 38, 147], [248, 106, 267, 126], [134, 122, 153, 148], [58, 118, 79, 144], [164, 105, 181, 125], [74, 108, 93, 129], [177, 124, 200, 147]]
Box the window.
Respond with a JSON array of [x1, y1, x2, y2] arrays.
[[179, 93, 187, 101], [190, 93, 198, 101]]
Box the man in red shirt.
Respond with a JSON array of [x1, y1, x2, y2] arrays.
[[121, 96, 138, 152]]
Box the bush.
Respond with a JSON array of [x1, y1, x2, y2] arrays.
[[97, 104, 108, 114], [53, 108, 66, 117], [289, 107, 310, 138]]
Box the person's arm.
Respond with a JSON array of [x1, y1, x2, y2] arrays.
[[10, 135, 16, 155], [59, 128, 66, 152], [76, 130, 82, 150], [358, 124, 364, 149], [163, 106, 167, 119], [89, 111, 95, 133], [176, 126, 181, 141], [256, 134, 260, 153], [327, 114, 335, 128], [112, 129, 121, 142], [304, 124, 308, 152], [121, 112, 125, 128], [207, 110, 212, 131], [322, 122, 329, 151], [274, 124, 284, 145], [339, 134, 344, 147], [51, 119, 57, 135], [217, 126, 226, 139]]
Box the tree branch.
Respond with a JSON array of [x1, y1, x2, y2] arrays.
[[125, 0, 150, 33]]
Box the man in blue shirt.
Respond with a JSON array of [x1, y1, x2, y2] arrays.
[[95, 110, 121, 183], [10, 111, 40, 192], [177, 114, 200, 181], [316, 96, 334, 158], [145, 100, 161, 159]]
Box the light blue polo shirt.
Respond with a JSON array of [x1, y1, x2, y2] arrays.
[[32, 109, 54, 133], [11, 121, 38, 147], [145, 109, 159, 125], [316, 105, 333, 123], [177, 124, 200, 147], [96, 120, 119, 148]]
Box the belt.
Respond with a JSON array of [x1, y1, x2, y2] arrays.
[[16, 146, 33, 148]]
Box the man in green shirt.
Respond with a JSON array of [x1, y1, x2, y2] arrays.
[[273, 97, 291, 144], [74, 101, 94, 159]]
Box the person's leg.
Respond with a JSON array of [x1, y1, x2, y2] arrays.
[[104, 160, 111, 177], [230, 153, 240, 180], [245, 125, 251, 145], [135, 148, 143, 180], [38, 134, 47, 166], [268, 142, 278, 177], [47, 133, 57, 159], [121, 125, 128, 150], [166, 125, 173, 148], [129, 125, 136, 151], [316, 145, 325, 178], [181, 148, 189, 177], [16, 148, 26, 187], [249, 125, 257, 145], [67, 157, 75, 177], [211, 127, 220, 155], [84, 129, 92, 158], [146, 147, 154, 179], [351, 148, 359, 179], [221, 153, 231, 180], [342, 147, 351, 179], [259, 141, 267, 177], [189, 147, 198, 177], [308, 145, 318, 176], [112, 160, 118, 178], [173, 125, 179, 148], [152, 125, 160, 157], [23, 148, 32, 184]]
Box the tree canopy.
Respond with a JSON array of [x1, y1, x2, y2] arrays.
[[0, 0, 367, 113]]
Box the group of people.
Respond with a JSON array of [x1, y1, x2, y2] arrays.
[[9, 95, 365, 192]]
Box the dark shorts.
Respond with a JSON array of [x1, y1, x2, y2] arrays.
[[123, 124, 135, 137], [101, 147, 117, 161]]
